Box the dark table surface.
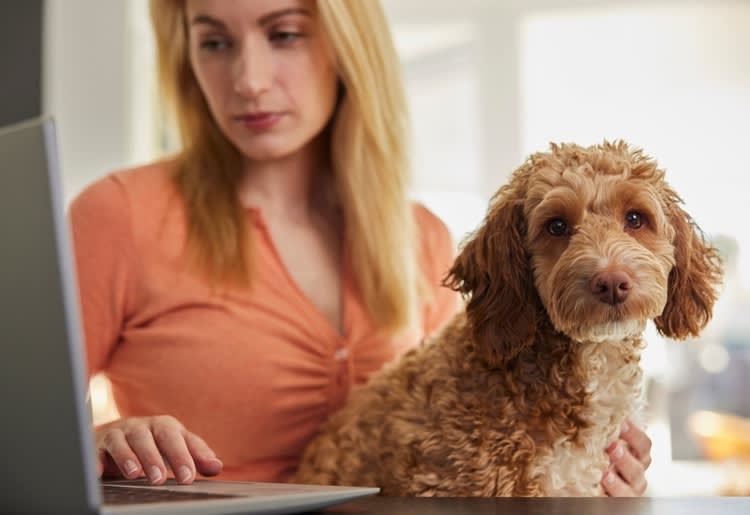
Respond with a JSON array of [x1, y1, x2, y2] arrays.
[[318, 496, 750, 515]]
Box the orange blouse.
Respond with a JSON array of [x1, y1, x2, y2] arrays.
[[69, 160, 459, 482]]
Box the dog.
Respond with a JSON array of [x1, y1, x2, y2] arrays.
[[295, 141, 723, 496]]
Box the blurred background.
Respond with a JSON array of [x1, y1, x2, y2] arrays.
[[3, 0, 749, 496]]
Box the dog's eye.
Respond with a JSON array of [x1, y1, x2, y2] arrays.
[[625, 211, 644, 230], [547, 218, 569, 237]]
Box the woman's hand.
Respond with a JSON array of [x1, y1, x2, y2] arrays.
[[95, 415, 223, 484], [601, 419, 653, 496]]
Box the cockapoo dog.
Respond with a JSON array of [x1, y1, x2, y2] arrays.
[[296, 141, 723, 496]]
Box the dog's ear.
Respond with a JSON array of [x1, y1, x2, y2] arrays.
[[443, 177, 541, 368], [654, 187, 723, 339]]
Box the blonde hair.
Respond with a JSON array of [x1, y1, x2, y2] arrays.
[[150, 0, 419, 331]]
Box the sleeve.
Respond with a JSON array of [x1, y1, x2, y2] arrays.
[[68, 175, 136, 378], [415, 205, 461, 337]]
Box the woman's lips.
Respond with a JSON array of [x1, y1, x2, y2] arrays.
[[234, 112, 283, 130]]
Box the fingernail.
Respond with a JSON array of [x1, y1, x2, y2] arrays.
[[621, 420, 629, 433], [148, 466, 163, 483], [604, 470, 615, 485], [177, 466, 192, 483], [124, 459, 138, 477], [614, 445, 624, 459]]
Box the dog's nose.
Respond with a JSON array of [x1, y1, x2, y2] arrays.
[[590, 271, 632, 305]]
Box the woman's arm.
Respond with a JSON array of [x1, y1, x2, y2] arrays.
[[69, 175, 135, 376], [72, 176, 223, 484]]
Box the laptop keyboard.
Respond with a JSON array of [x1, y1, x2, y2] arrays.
[[102, 484, 240, 505]]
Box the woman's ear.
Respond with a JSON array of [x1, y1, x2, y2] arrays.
[[654, 188, 723, 339], [443, 180, 541, 368]]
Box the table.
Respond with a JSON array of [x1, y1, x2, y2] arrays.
[[320, 496, 750, 515]]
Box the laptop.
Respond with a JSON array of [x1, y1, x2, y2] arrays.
[[0, 117, 379, 515]]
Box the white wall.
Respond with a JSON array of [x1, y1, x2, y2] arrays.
[[43, 0, 152, 205]]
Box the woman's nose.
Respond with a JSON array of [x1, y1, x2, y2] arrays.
[[233, 38, 272, 98]]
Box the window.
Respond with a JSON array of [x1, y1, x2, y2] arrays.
[[392, 22, 486, 244]]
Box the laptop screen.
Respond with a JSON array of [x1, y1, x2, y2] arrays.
[[0, 117, 101, 514]]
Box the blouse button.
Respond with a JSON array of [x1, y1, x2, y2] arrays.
[[334, 348, 349, 389]]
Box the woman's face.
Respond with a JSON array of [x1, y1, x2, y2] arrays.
[[185, 0, 339, 162]]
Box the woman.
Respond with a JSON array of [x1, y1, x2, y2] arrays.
[[70, 0, 651, 496]]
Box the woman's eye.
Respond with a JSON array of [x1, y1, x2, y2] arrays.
[[200, 39, 231, 52], [270, 31, 302, 45], [546, 218, 569, 237], [625, 211, 644, 230]]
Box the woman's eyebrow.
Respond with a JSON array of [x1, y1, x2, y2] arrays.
[[189, 8, 311, 30], [190, 15, 227, 30], [257, 7, 312, 26]]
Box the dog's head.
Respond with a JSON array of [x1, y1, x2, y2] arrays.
[[445, 141, 723, 366]]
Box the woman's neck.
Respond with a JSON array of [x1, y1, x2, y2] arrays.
[[237, 141, 332, 223]]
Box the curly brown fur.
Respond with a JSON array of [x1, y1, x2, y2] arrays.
[[295, 141, 723, 496]]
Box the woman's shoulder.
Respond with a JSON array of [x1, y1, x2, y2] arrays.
[[411, 202, 452, 250], [411, 202, 461, 332], [115, 157, 178, 186], [69, 158, 184, 251], [411, 202, 457, 278], [78, 157, 177, 201], [70, 158, 179, 217]]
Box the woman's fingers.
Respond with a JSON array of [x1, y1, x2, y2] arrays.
[[607, 439, 648, 495], [601, 420, 653, 497], [95, 415, 218, 484], [151, 421, 200, 484], [620, 420, 653, 468], [601, 466, 639, 497], [98, 426, 142, 479], [124, 423, 169, 484], [185, 431, 224, 477]]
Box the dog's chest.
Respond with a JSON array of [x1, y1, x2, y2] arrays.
[[532, 342, 644, 496]]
